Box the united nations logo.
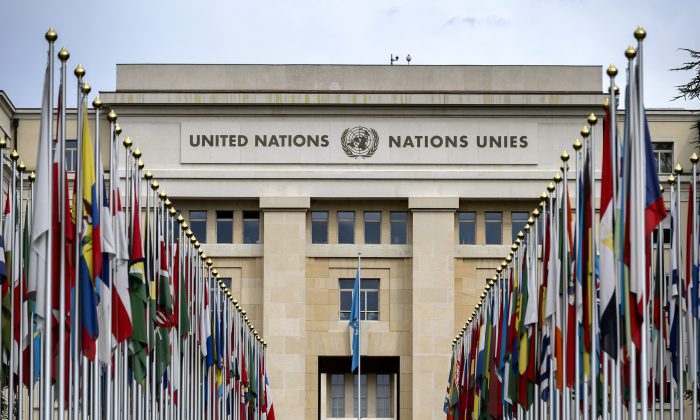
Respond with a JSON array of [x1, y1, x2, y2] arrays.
[[341, 126, 379, 159]]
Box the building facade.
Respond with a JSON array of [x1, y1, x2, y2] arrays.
[[2, 64, 698, 420]]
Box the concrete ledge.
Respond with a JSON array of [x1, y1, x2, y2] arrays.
[[201, 244, 264, 258], [454, 245, 512, 259], [306, 244, 412, 259], [408, 197, 459, 210], [259, 196, 310, 210]]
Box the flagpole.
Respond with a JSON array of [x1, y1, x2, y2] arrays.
[[79, 80, 92, 420], [692, 152, 699, 420], [17, 160, 26, 420], [657, 184, 665, 420], [0, 136, 5, 420], [547, 185, 556, 420], [573, 140, 582, 420], [675, 166, 683, 420], [669, 175, 676, 420], [28, 171, 36, 420], [561, 151, 570, 420], [587, 113, 599, 420], [358, 251, 362, 420], [91, 95, 102, 420], [9, 150, 17, 419]]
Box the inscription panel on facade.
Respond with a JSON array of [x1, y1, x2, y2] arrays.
[[180, 118, 539, 164]]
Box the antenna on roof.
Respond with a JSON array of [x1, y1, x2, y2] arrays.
[[390, 54, 399, 65]]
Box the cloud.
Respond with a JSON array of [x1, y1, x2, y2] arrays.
[[444, 15, 508, 28]]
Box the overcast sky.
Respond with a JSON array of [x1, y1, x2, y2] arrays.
[[1, 0, 699, 109]]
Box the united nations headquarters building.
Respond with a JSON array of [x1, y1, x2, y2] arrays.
[[1, 64, 697, 420]]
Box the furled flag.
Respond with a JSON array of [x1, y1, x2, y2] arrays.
[[111, 192, 132, 344], [155, 238, 173, 384], [599, 103, 619, 359], [28, 58, 51, 326], [78, 104, 99, 361], [349, 268, 360, 373], [129, 189, 149, 383], [201, 279, 213, 368], [98, 180, 114, 364], [264, 374, 276, 420]]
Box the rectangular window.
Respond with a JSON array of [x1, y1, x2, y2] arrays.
[[337, 211, 355, 244], [458, 212, 476, 245], [219, 277, 232, 290], [216, 210, 233, 244], [376, 374, 391, 417], [243, 211, 260, 244], [339, 279, 379, 321], [511, 212, 529, 242], [652, 227, 671, 244], [311, 211, 329, 244], [653, 142, 673, 175], [390, 211, 408, 244], [189, 210, 207, 243], [353, 375, 368, 418], [329, 374, 345, 418], [485, 212, 502, 245], [364, 211, 381, 244], [53, 139, 78, 172]]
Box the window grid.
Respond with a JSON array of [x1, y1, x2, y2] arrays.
[[243, 211, 260, 244], [511, 212, 529, 242], [189, 210, 207, 243], [338, 211, 355, 244], [53, 139, 78, 172], [339, 279, 379, 321], [330, 374, 345, 418], [485, 211, 502, 245], [216, 210, 233, 244], [364, 211, 381, 244], [458, 212, 476, 245], [376, 374, 391, 417], [311, 211, 329, 244], [390, 211, 408, 244], [653, 142, 673, 175], [353, 375, 368, 418]]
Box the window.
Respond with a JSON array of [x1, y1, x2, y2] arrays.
[[338, 211, 355, 244], [651, 228, 671, 244], [653, 142, 673, 175], [364, 211, 381, 244], [189, 211, 207, 243], [485, 212, 502, 245], [53, 139, 78, 172], [458, 212, 476, 245], [511, 212, 529, 242], [376, 374, 391, 417], [243, 211, 260, 244], [216, 211, 233, 244], [219, 277, 232, 290], [339, 279, 379, 321], [353, 375, 368, 418], [330, 374, 345, 417], [390, 211, 408, 244], [311, 211, 328, 244]]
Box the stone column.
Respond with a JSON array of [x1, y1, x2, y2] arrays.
[[409, 197, 457, 420], [261, 196, 309, 420]]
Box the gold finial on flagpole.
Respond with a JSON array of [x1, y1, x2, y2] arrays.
[[581, 126, 590, 138], [181, 222, 188, 230], [150, 180, 158, 190], [29, 171, 36, 183], [527, 216, 535, 225], [132, 147, 141, 159], [18, 161, 26, 173], [138, 159, 144, 170], [201, 253, 207, 261], [625, 46, 637, 59], [614, 85, 620, 96], [168, 207, 176, 216], [524, 223, 530, 231], [561, 150, 570, 161], [10, 150, 19, 161], [506, 255, 512, 263], [123, 136, 132, 149], [0, 137, 6, 149], [81, 82, 91, 95], [45, 28, 57, 42], [176, 215, 184, 224], [667, 174, 675, 185], [553, 173, 562, 184], [74, 64, 85, 78], [164, 198, 172, 207], [607, 64, 618, 77], [185, 228, 193, 237], [58, 47, 69, 61], [532, 208, 540, 218], [603, 98, 609, 109], [501, 261, 507, 268], [144, 170, 153, 180], [496, 267, 502, 274], [573, 138, 582, 151], [107, 110, 117, 122], [675, 164, 683, 175], [115, 124, 122, 135], [634, 26, 646, 40], [92, 97, 102, 109], [587, 113, 598, 126], [517, 231, 525, 239], [194, 242, 201, 250], [547, 182, 555, 192], [691, 153, 699, 164], [158, 191, 167, 200]]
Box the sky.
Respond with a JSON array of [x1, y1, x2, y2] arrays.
[[1, 0, 699, 109]]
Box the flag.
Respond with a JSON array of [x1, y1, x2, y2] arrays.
[[201, 280, 213, 368], [98, 179, 114, 364], [77, 103, 99, 361], [349, 268, 360, 373], [111, 192, 132, 343], [669, 182, 680, 382], [28, 58, 51, 327], [600, 103, 619, 359], [155, 238, 173, 384], [264, 374, 276, 420], [129, 189, 149, 383]]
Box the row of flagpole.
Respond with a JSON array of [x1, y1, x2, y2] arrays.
[[442, 26, 700, 419], [0, 28, 276, 419]]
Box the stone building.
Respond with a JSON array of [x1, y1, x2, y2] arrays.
[[1, 64, 697, 419]]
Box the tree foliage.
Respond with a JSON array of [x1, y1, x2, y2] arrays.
[[672, 48, 700, 142]]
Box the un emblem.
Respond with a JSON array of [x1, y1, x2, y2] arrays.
[[341, 126, 379, 159]]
